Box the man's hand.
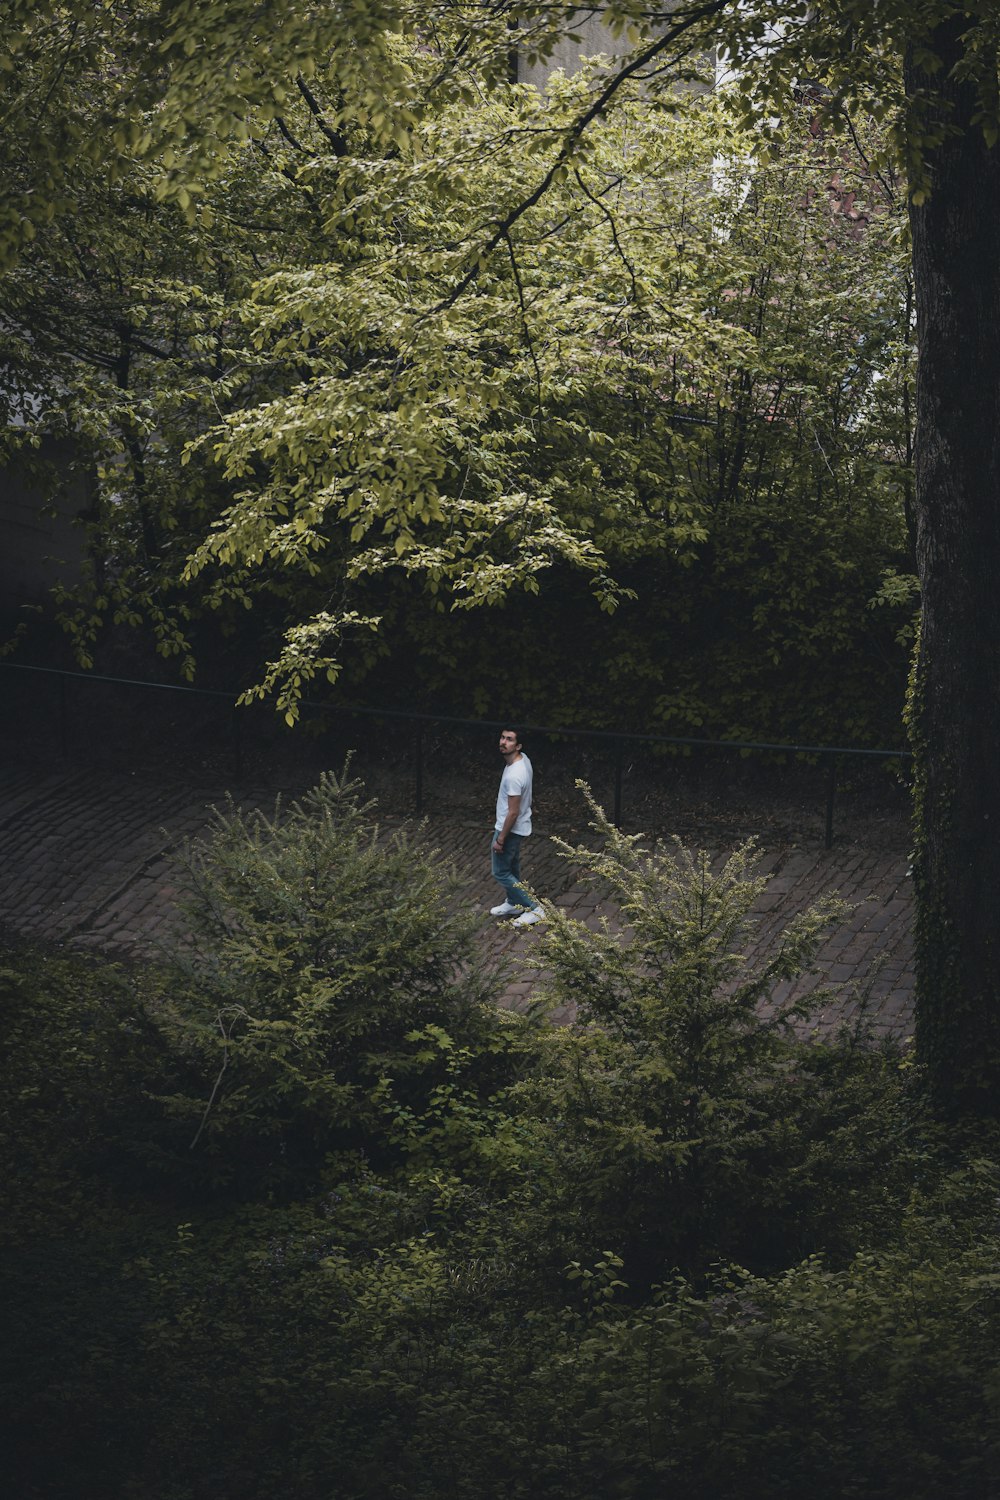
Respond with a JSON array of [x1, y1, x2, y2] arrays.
[[494, 793, 520, 854]]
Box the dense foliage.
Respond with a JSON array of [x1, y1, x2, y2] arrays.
[[3, 773, 998, 1499], [3, 14, 914, 742]]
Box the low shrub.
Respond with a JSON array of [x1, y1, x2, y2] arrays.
[[507, 786, 918, 1282], [156, 763, 515, 1188]]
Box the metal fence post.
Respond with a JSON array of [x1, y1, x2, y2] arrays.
[[415, 720, 424, 814], [230, 705, 244, 781], [613, 738, 624, 827], [824, 755, 837, 849], [58, 672, 69, 756]]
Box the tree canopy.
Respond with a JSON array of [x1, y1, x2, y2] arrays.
[[3, 8, 913, 730]]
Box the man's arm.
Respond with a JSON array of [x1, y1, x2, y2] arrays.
[[493, 794, 520, 852]]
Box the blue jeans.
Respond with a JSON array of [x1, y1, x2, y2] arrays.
[[491, 830, 539, 910]]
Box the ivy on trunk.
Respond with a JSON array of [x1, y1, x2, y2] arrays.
[[907, 17, 1000, 1113]]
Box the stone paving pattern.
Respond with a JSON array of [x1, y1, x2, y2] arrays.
[[0, 759, 914, 1041]]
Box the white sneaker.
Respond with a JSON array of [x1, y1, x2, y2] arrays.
[[512, 908, 545, 928], [491, 902, 521, 917]]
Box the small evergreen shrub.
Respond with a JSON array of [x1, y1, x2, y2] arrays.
[[510, 785, 915, 1279], [158, 764, 512, 1183]]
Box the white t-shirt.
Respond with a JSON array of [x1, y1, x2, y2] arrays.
[[495, 754, 533, 836]]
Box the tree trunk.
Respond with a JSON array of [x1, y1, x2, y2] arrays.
[[908, 23, 1000, 1112]]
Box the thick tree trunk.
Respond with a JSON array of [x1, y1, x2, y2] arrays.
[[907, 24, 1000, 1112]]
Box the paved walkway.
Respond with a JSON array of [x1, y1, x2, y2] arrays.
[[0, 760, 915, 1041]]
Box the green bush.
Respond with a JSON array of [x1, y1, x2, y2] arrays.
[[0, 942, 183, 1236], [24, 1166, 991, 1500], [507, 786, 917, 1281], [158, 764, 515, 1186], [523, 1164, 1000, 1500], [0, 942, 186, 1496]]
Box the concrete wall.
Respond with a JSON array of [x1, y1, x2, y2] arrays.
[[516, 10, 711, 96], [517, 12, 629, 90]]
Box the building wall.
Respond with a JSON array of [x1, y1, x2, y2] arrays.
[[517, 12, 629, 90]]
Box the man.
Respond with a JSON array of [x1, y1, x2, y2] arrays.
[[491, 725, 544, 928]]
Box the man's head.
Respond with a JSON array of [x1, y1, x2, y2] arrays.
[[499, 726, 523, 758]]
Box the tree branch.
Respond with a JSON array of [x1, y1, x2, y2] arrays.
[[502, 228, 544, 411], [295, 73, 349, 156], [423, 0, 731, 316], [573, 165, 640, 305]]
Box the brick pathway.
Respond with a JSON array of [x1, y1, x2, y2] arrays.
[[0, 760, 914, 1042]]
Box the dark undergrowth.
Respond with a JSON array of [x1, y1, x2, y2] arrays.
[[2, 771, 996, 1500]]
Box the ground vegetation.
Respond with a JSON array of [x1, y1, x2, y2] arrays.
[[2, 774, 997, 1498]]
